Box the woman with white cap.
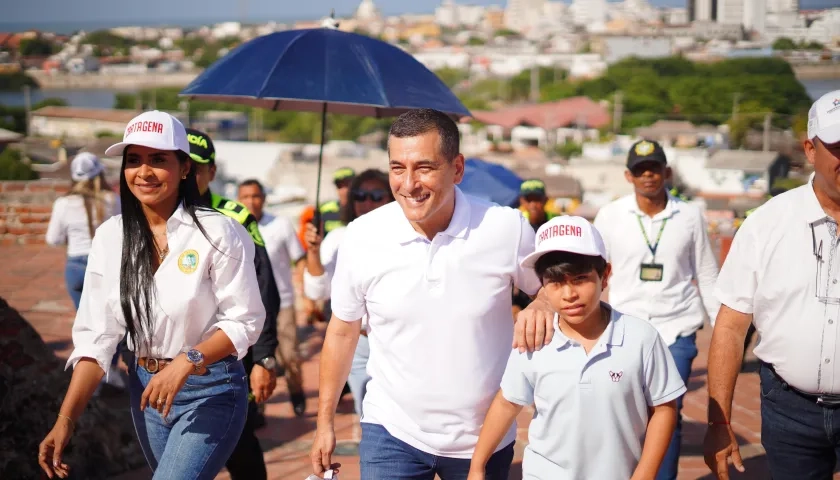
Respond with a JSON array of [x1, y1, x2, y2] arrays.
[[46, 151, 119, 310], [37, 110, 265, 480]]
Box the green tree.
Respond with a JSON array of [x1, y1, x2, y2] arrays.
[[772, 37, 797, 50], [18, 37, 56, 56], [727, 100, 769, 148], [434, 68, 469, 89], [0, 148, 38, 181]]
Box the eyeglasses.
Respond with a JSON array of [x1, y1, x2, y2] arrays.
[[810, 221, 840, 305], [352, 189, 387, 203]]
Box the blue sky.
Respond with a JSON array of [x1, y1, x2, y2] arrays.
[[2, 0, 835, 26]]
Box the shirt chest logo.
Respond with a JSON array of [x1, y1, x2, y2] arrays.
[[609, 370, 623, 382], [178, 249, 199, 274]]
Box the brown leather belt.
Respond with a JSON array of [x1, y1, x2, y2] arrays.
[[138, 357, 172, 374]]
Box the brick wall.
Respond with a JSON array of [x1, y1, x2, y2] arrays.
[[0, 180, 69, 246]]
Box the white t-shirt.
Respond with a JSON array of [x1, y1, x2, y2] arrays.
[[330, 187, 541, 458], [66, 205, 265, 378], [46, 193, 120, 257], [501, 310, 686, 479], [259, 213, 306, 307]]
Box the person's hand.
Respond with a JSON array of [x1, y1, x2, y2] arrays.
[[250, 364, 277, 403], [305, 223, 323, 254], [310, 425, 341, 475], [38, 416, 74, 478], [703, 423, 745, 479], [513, 297, 555, 352], [467, 468, 486, 480], [140, 355, 194, 418]]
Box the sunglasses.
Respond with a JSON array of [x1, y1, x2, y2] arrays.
[[352, 189, 387, 202]]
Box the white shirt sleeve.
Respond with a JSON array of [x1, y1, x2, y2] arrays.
[[592, 209, 611, 261], [283, 217, 306, 263], [45, 197, 67, 246], [512, 212, 541, 295], [644, 332, 687, 406], [65, 220, 125, 377], [691, 209, 721, 324], [329, 223, 367, 322], [715, 216, 759, 315], [209, 219, 266, 360], [303, 227, 343, 301], [500, 348, 535, 406]]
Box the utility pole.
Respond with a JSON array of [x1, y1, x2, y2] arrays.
[[530, 63, 539, 103], [613, 90, 623, 134], [23, 85, 32, 137], [763, 112, 772, 152]]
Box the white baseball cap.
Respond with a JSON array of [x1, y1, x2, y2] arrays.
[[105, 110, 190, 157], [70, 152, 104, 182], [520, 215, 607, 269], [808, 90, 840, 144]]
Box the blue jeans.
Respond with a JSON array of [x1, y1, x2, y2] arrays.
[[360, 423, 514, 480], [349, 334, 371, 417], [760, 362, 840, 479], [656, 333, 698, 480], [129, 356, 248, 479], [65, 255, 88, 310]]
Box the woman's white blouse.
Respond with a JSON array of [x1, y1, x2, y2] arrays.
[[66, 205, 265, 376]]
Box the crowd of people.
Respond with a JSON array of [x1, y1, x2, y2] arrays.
[[33, 88, 840, 480]]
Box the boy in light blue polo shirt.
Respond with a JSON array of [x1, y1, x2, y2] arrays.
[[468, 216, 685, 480]]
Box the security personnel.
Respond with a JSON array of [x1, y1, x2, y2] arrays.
[[187, 128, 279, 480], [519, 179, 559, 232], [319, 167, 355, 234]]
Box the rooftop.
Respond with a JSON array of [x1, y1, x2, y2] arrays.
[[469, 96, 611, 130]]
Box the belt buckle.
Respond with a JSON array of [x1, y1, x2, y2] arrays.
[[146, 358, 160, 373]]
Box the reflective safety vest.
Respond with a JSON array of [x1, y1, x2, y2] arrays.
[[210, 193, 265, 247], [522, 209, 560, 231]]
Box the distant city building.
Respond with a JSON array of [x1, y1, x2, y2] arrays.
[[768, 0, 799, 13], [601, 35, 672, 63], [355, 0, 381, 21], [690, 0, 717, 22], [717, 0, 744, 25], [742, 0, 767, 34], [504, 0, 546, 32]]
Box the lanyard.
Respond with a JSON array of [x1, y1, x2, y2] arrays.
[[636, 215, 668, 259]]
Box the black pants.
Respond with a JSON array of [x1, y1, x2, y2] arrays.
[[225, 360, 267, 480]]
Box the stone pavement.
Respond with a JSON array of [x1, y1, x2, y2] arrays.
[[0, 243, 794, 480]]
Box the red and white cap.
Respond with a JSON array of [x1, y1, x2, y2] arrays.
[[808, 89, 840, 144], [105, 110, 190, 157], [520, 215, 607, 269]]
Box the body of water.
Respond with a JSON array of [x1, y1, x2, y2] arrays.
[[0, 78, 835, 111]]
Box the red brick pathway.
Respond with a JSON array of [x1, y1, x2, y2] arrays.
[[0, 244, 791, 479]]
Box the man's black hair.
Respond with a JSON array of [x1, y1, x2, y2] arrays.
[[239, 178, 265, 195], [388, 108, 460, 162], [534, 251, 608, 285]]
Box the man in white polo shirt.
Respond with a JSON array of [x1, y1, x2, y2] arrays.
[[309, 108, 553, 479], [705, 90, 840, 479], [594, 139, 720, 480]]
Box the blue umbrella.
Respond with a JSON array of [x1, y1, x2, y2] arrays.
[[180, 18, 470, 228], [459, 158, 523, 208]]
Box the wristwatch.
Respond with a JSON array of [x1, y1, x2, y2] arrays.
[[258, 356, 277, 371], [185, 349, 205, 372]]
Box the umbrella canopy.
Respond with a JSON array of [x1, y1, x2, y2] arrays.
[[180, 27, 471, 119], [459, 158, 523, 208]]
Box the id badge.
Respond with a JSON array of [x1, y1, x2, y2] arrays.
[[640, 263, 664, 282]]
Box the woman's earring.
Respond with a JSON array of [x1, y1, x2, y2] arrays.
[[181, 174, 187, 179]]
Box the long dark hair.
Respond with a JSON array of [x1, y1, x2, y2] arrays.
[[119, 149, 215, 353], [339, 169, 394, 225]]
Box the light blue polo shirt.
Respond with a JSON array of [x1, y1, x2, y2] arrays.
[[500, 307, 686, 480]]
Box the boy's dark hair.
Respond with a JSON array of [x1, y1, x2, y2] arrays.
[[238, 178, 265, 195], [534, 251, 608, 285]]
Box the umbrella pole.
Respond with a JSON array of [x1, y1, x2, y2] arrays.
[[313, 103, 328, 234]]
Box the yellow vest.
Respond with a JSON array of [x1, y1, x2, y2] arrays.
[[210, 193, 265, 247]]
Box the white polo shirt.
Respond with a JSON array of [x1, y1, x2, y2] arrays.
[[594, 194, 720, 346], [717, 182, 840, 394], [259, 213, 306, 307], [501, 309, 686, 480], [330, 187, 541, 458]]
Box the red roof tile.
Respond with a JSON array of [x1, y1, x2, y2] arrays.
[[469, 96, 610, 130]]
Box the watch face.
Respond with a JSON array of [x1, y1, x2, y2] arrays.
[[187, 349, 204, 365], [261, 357, 277, 370]]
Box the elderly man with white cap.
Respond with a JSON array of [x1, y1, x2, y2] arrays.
[[705, 90, 840, 480]]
